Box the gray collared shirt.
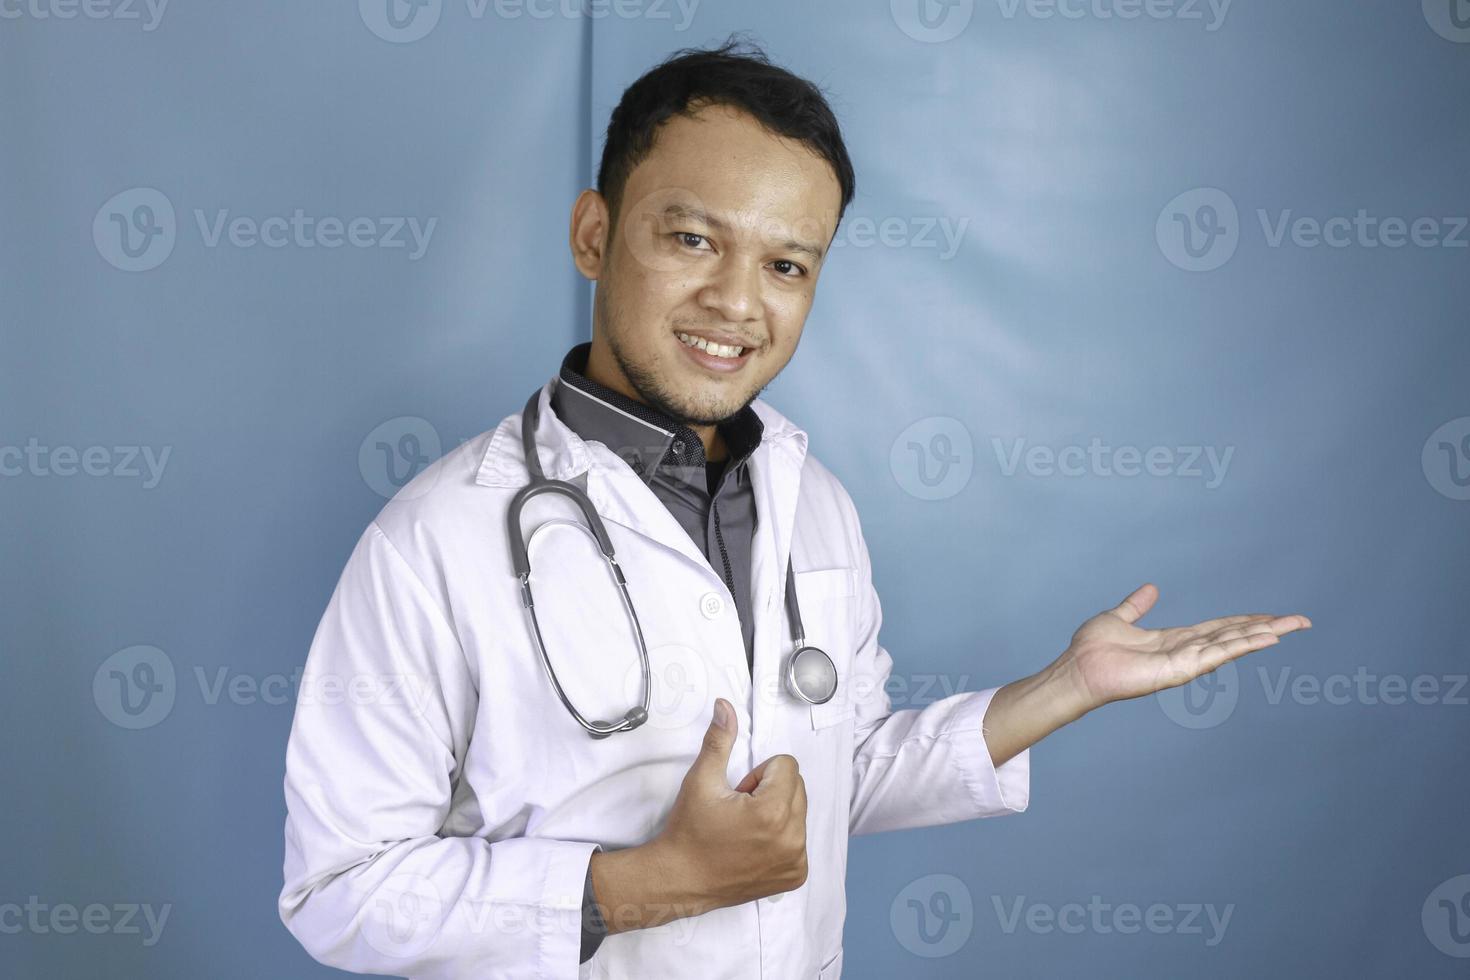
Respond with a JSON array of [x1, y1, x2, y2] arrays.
[[550, 341, 764, 673], [549, 342, 766, 966]]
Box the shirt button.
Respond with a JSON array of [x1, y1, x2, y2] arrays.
[[672, 440, 685, 455], [699, 592, 724, 619]]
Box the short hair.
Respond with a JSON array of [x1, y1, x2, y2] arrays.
[[595, 34, 856, 240]]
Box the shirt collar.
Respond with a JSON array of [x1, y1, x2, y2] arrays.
[[550, 341, 764, 488]]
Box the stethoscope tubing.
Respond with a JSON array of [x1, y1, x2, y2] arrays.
[[509, 384, 836, 737]]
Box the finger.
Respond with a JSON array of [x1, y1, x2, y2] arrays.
[[1195, 630, 1282, 674], [750, 755, 798, 798], [686, 698, 738, 790], [1172, 614, 1314, 679], [737, 754, 794, 795], [733, 766, 762, 794], [1193, 613, 1315, 655], [1196, 620, 1282, 646], [734, 756, 772, 795], [1182, 610, 1315, 645], [1206, 615, 1312, 640], [1180, 613, 1276, 638], [1109, 583, 1158, 624]]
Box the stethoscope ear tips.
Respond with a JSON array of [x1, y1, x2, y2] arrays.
[[623, 706, 649, 729]]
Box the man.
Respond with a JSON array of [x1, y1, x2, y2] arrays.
[[278, 38, 1310, 979]]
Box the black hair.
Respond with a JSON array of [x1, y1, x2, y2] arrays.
[[595, 34, 855, 239]]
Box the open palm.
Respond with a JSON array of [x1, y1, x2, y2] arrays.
[[1060, 583, 1313, 709]]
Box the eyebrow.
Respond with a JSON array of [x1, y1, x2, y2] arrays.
[[659, 203, 826, 264]]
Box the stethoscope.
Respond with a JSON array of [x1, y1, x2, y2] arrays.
[[508, 385, 839, 738]]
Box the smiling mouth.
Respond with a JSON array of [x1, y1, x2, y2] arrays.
[[674, 330, 752, 359]]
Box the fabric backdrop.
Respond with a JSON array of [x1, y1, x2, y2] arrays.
[[3, 1, 1467, 976]]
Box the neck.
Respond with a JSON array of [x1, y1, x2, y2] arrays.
[[585, 337, 728, 463]]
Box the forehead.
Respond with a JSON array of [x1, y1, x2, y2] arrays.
[[618, 102, 842, 251]]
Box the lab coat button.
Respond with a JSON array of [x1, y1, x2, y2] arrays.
[[699, 592, 724, 619]]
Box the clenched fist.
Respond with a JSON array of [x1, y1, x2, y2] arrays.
[[655, 697, 809, 911]]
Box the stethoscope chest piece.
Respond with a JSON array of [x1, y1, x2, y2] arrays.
[[785, 644, 838, 705]]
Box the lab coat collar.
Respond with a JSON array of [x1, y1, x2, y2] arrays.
[[474, 374, 810, 584]]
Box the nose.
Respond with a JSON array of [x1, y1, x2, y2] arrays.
[[697, 255, 762, 324]]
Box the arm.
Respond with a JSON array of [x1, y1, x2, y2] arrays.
[[841, 506, 1311, 835], [585, 840, 704, 934], [982, 582, 1311, 766], [976, 664, 1088, 768], [844, 522, 1033, 837], [278, 522, 595, 978], [577, 843, 701, 961]]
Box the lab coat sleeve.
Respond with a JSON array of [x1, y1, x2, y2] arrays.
[[278, 521, 597, 979], [844, 512, 1030, 837]]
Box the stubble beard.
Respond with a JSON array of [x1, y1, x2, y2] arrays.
[[598, 288, 764, 427]]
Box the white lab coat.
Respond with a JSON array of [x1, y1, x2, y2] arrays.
[[278, 376, 1030, 980]]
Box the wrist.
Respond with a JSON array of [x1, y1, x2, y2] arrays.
[[589, 838, 710, 934], [1038, 654, 1100, 721], [639, 837, 712, 917]]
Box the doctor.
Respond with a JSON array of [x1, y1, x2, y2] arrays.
[[278, 39, 1311, 980]]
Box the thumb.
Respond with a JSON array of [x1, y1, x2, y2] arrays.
[[685, 698, 737, 789], [1110, 583, 1159, 624]]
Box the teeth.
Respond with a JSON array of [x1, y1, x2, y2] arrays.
[[677, 332, 744, 359]]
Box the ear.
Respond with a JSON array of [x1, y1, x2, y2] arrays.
[[569, 188, 611, 281]]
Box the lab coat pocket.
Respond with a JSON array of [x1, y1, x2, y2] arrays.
[[818, 947, 844, 979], [792, 567, 858, 731]]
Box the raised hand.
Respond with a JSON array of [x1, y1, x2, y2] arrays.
[[1057, 583, 1312, 711]]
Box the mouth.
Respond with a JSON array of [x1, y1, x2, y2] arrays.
[[674, 330, 756, 374]]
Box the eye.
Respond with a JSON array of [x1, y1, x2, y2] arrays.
[[674, 232, 709, 250], [772, 259, 807, 279]]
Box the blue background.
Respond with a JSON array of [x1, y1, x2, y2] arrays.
[[3, 0, 1468, 976]]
